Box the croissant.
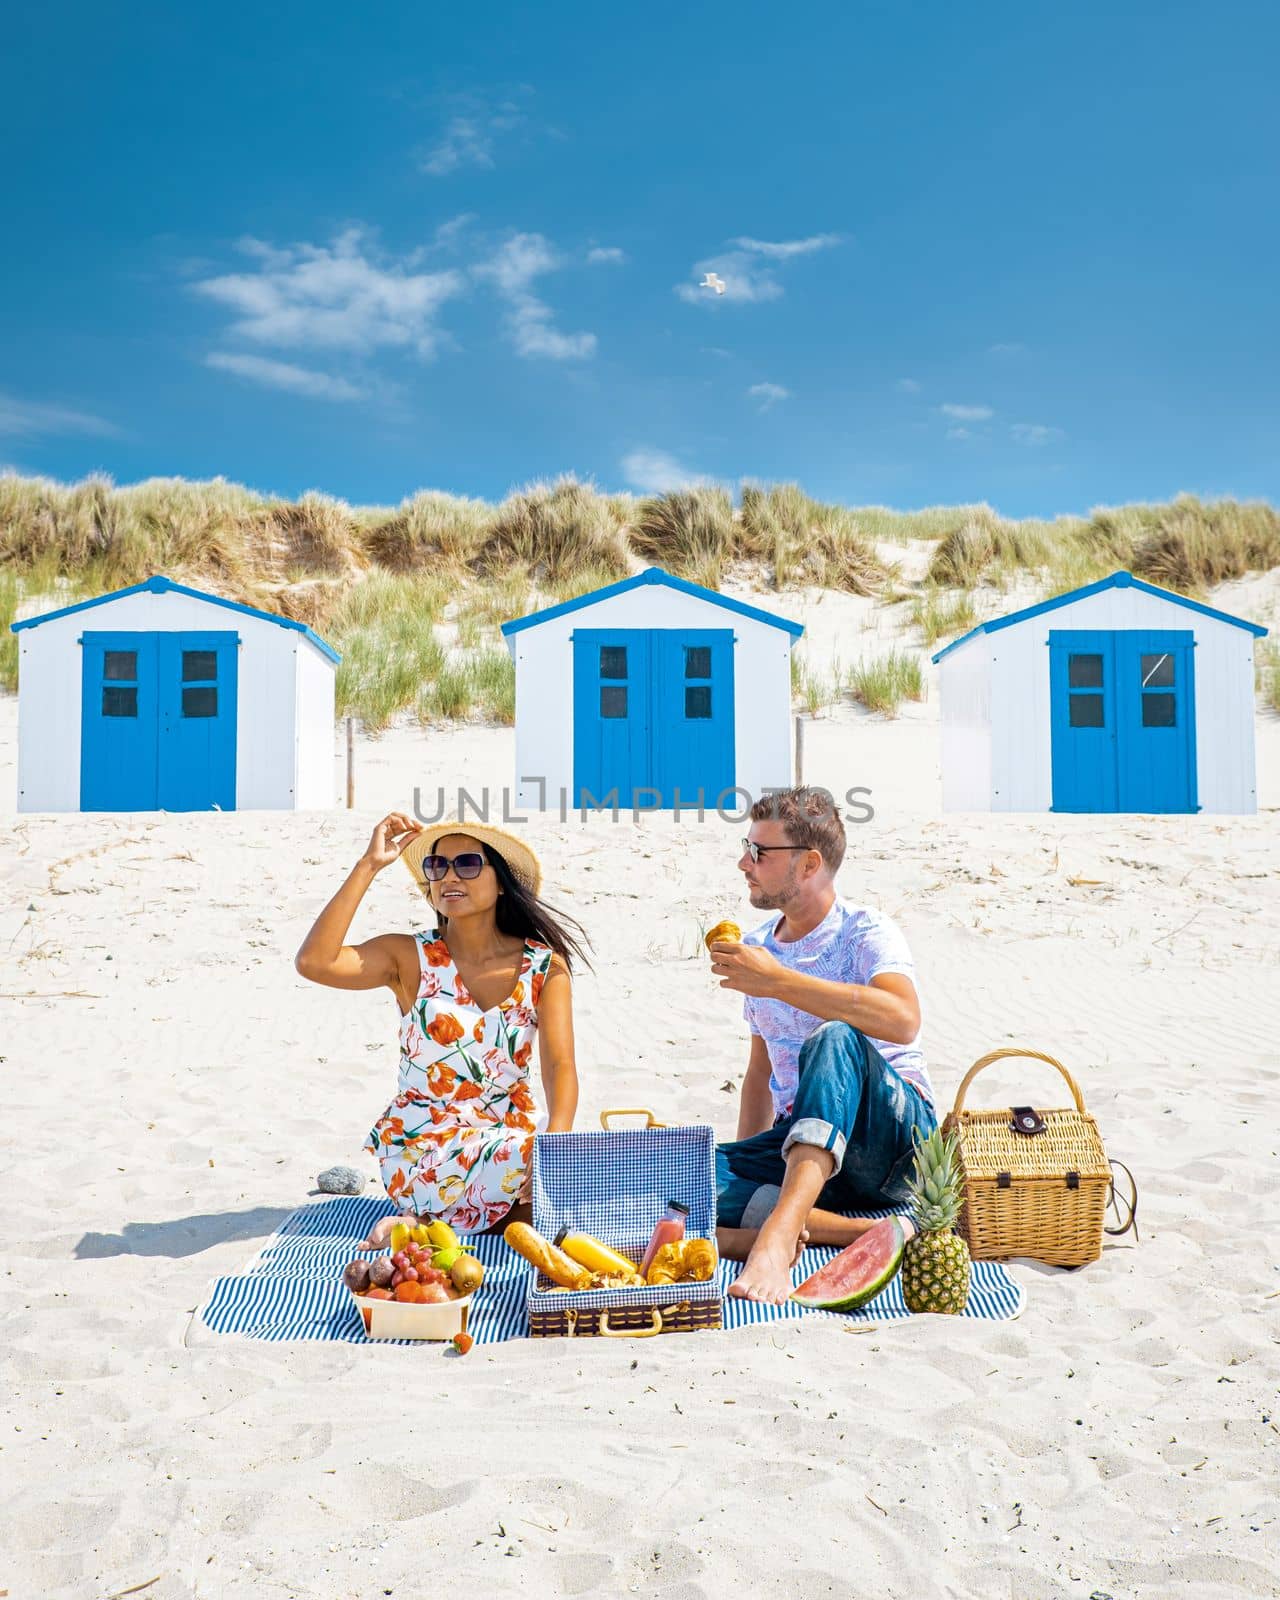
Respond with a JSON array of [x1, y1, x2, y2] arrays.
[[644, 1237, 720, 1286], [704, 920, 742, 952]]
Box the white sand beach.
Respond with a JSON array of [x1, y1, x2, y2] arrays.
[[3, 577, 1279, 1600]]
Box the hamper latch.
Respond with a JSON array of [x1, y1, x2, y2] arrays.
[[1010, 1105, 1047, 1136]]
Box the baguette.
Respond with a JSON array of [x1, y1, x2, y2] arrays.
[[503, 1220, 594, 1290]]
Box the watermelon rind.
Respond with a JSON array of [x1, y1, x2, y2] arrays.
[[789, 1216, 906, 1311]]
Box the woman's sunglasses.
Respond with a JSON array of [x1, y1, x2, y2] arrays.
[[422, 852, 487, 881]]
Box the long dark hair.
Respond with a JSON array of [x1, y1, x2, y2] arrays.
[[430, 843, 594, 974]]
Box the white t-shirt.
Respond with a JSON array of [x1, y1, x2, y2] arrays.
[[741, 896, 932, 1120]]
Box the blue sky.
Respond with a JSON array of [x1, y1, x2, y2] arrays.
[[3, 0, 1277, 517]]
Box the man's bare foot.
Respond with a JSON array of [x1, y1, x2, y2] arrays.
[[358, 1213, 418, 1250], [727, 1229, 804, 1303]]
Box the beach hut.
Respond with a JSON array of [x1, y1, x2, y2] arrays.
[[932, 570, 1268, 814], [500, 566, 804, 810], [11, 575, 340, 812]]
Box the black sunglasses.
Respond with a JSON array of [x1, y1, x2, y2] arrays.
[[741, 838, 810, 863], [422, 851, 487, 881]]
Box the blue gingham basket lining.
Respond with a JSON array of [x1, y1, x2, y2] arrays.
[[529, 1125, 719, 1311]]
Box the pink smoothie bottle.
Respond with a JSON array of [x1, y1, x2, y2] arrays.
[[639, 1201, 689, 1278]]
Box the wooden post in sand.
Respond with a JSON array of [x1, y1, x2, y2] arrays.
[[794, 713, 805, 785], [346, 717, 355, 809]]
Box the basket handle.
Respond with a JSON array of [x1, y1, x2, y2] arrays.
[[950, 1048, 1087, 1116], [599, 1108, 667, 1130], [598, 1308, 665, 1338]]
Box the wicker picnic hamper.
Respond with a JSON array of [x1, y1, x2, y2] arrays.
[[526, 1122, 722, 1338], [942, 1048, 1113, 1269]]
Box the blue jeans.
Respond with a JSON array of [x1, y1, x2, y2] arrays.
[[716, 1021, 937, 1228]]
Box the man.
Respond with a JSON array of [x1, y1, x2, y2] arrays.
[[711, 786, 937, 1302]]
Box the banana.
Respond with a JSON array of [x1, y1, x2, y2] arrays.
[[425, 1220, 461, 1252]]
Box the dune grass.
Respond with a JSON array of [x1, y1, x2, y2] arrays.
[[740, 484, 887, 593], [476, 476, 630, 585], [629, 486, 738, 588], [847, 649, 926, 717], [1257, 638, 1280, 715], [910, 586, 978, 648]]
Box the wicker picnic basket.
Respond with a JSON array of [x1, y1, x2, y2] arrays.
[[525, 1121, 722, 1339], [942, 1048, 1114, 1269]]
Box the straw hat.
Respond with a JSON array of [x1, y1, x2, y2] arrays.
[[400, 819, 543, 898]]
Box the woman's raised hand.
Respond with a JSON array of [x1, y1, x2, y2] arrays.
[[362, 812, 423, 873]]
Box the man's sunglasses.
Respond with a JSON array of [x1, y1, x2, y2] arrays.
[[422, 852, 488, 881], [741, 838, 810, 863]]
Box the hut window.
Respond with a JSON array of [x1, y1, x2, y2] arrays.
[[1068, 694, 1104, 728], [183, 650, 218, 682], [600, 646, 628, 679], [1141, 693, 1176, 728], [600, 686, 628, 718], [1067, 653, 1103, 689], [1140, 653, 1174, 688], [103, 650, 137, 681], [102, 686, 137, 717], [685, 685, 712, 719], [182, 687, 218, 718], [684, 646, 711, 679]]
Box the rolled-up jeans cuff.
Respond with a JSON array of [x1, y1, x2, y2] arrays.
[[739, 1184, 782, 1230], [781, 1117, 846, 1169]]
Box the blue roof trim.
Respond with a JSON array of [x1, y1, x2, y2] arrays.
[[499, 566, 805, 639], [10, 574, 342, 663], [930, 570, 1268, 663]]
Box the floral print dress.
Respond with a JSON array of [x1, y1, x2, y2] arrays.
[[365, 930, 554, 1233]]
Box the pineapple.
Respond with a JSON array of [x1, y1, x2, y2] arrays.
[[901, 1127, 971, 1314]]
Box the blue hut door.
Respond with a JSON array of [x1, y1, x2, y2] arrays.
[[1049, 629, 1196, 813], [81, 630, 238, 811], [572, 628, 735, 807]]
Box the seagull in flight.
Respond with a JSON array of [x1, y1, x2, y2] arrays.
[[700, 272, 726, 296]]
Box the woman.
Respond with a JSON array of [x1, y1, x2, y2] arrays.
[[295, 812, 589, 1245]]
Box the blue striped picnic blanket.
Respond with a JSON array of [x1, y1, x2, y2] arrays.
[[189, 1197, 1025, 1346]]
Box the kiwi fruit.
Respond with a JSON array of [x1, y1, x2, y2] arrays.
[[450, 1254, 485, 1295]]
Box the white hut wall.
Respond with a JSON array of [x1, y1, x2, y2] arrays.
[[938, 634, 993, 811], [292, 637, 337, 810]]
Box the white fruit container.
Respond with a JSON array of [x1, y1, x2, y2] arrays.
[[350, 1288, 474, 1342]]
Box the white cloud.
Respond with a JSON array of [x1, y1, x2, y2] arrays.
[[420, 103, 523, 176], [988, 341, 1028, 356], [0, 392, 117, 438], [896, 378, 921, 394], [677, 232, 842, 307], [729, 233, 844, 260], [620, 447, 712, 494], [205, 353, 366, 402], [1011, 422, 1064, 446], [194, 228, 466, 357], [586, 246, 626, 265], [433, 213, 477, 250], [940, 402, 994, 422], [476, 233, 596, 360], [946, 426, 972, 441], [748, 381, 791, 411]]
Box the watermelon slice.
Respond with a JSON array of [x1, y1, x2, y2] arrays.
[[790, 1217, 906, 1311]]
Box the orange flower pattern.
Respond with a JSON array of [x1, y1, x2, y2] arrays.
[[365, 930, 554, 1232]]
